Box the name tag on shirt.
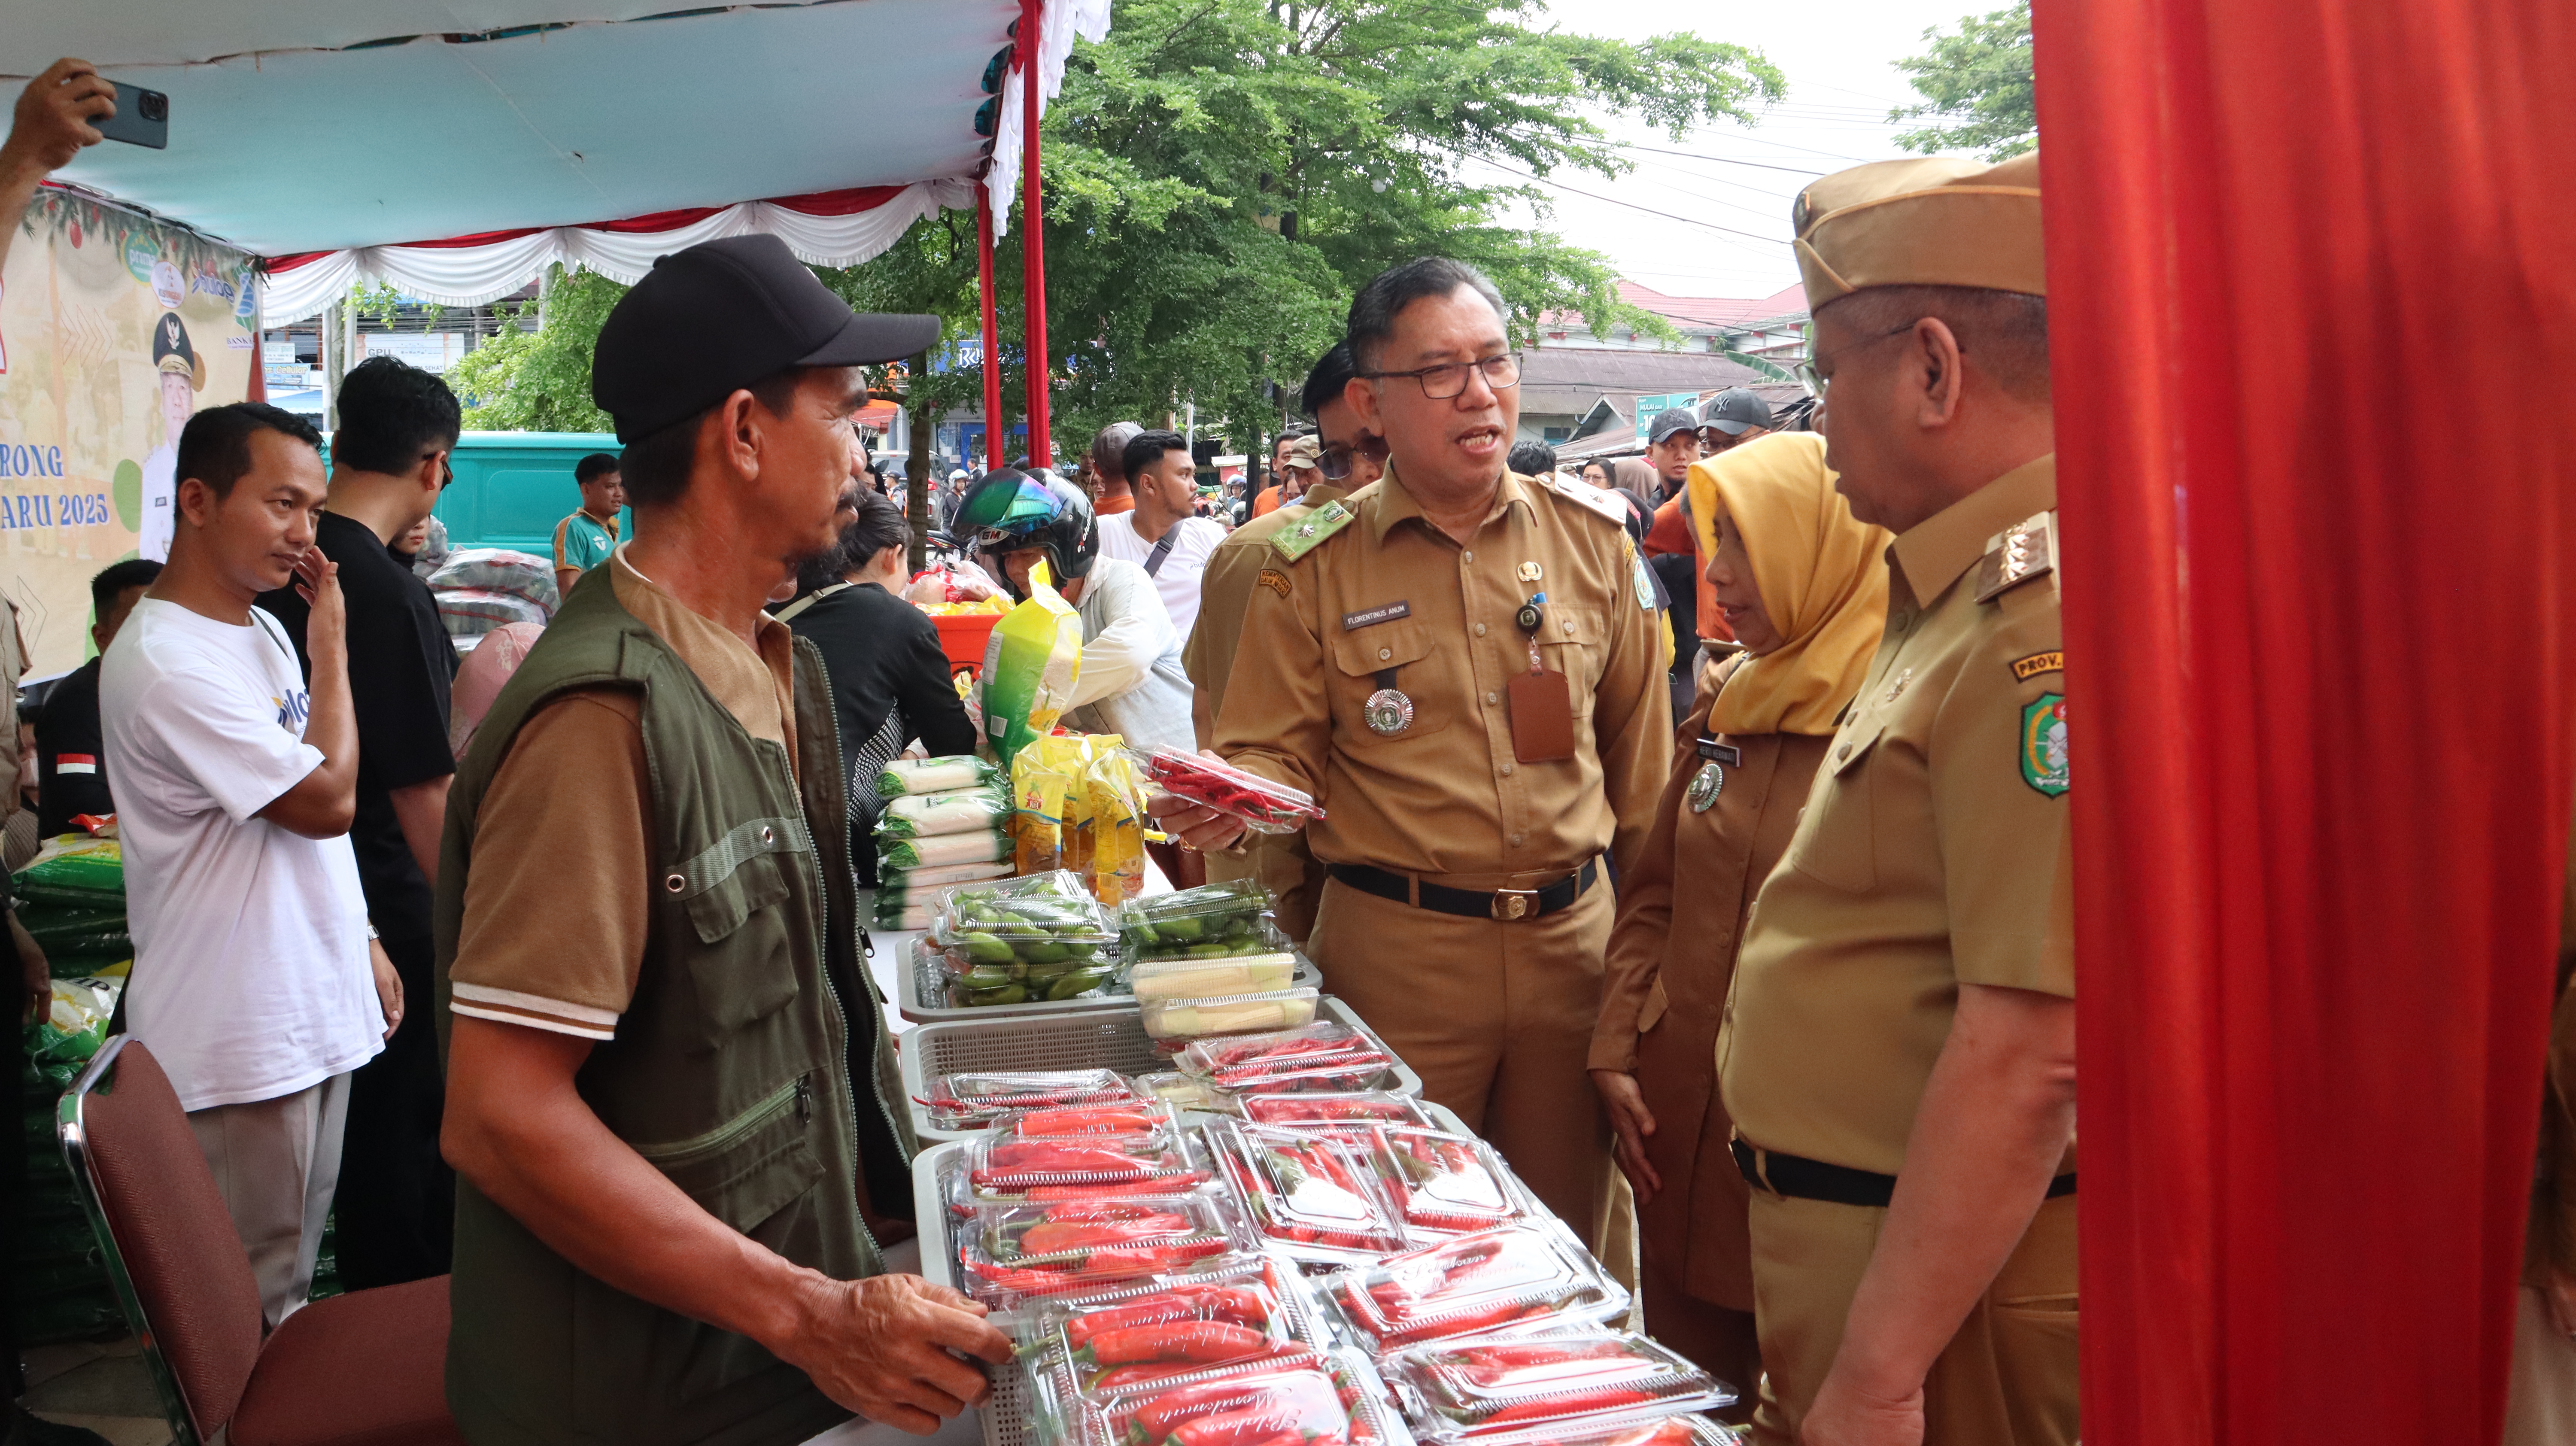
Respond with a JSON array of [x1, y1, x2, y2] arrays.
[[1342, 601, 1411, 631], [1695, 738, 1741, 766]]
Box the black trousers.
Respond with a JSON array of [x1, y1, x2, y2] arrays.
[[330, 929, 453, 1289]]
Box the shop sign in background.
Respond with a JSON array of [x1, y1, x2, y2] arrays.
[[1, 189, 255, 673]]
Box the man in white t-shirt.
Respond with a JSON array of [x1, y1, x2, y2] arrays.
[[101, 401, 398, 1328], [1095, 428, 1225, 639]]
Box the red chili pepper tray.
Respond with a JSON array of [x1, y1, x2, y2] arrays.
[[1320, 1222, 1628, 1353], [1130, 746, 1326, 835], [959, 1194, 1249, 1305], [1206, 1120, 1409, 1265], [1379, 1332, 1731, 1443], [1023, 1253, 1319, 1400]]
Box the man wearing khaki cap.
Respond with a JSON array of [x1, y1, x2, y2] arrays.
[[1716, 152, 2075, 1446]]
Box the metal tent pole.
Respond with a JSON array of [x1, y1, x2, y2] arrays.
[[975, 181, 1005, 473], [1017, 0, 1051, 471]]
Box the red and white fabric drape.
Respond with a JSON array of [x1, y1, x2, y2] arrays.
[[258, 179, 972, 323]]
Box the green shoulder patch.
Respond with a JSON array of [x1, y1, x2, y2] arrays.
[[1271, 499, 1355, 564], [2020, 693, 2069, 797]]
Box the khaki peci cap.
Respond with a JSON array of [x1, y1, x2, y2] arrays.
[[1791, 152, 2043, 305]]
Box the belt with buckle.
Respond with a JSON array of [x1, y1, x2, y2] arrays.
[[1730, 1139, 2076, 1209], [1325, 860, 1598, 921]]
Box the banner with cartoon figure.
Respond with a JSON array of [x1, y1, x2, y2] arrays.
[[2, 188, 257, 674]]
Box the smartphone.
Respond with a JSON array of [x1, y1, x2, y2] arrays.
[[95, 81, 168, 150]]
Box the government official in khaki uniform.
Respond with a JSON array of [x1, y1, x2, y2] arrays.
[[1589, 432, 1891, 1411], [1183, 343, 1384, 942], [1158, 257, 1673, 1250], [1716, 153, 2077, 1446]]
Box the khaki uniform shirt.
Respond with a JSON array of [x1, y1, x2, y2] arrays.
[[1214, 465, 1671, 879], [1184, 481, 1356, 724], [1720, 455, 2073, 1176]]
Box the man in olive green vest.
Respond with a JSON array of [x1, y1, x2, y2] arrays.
[[434, 235, 1003, 1446]]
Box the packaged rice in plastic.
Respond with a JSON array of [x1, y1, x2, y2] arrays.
[[876, 755, 1001, 799]]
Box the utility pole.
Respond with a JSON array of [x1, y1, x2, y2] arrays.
[[906, 350, 934, 571]]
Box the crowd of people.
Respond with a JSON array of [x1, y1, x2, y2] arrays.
[[6, 50, 2573, 1446]]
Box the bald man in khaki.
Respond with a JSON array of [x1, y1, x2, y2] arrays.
[[1716, 152, 2078, 1446]]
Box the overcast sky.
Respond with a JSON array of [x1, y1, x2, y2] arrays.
[[1463, 0, 1984, 301]]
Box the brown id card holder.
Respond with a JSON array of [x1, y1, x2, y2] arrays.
[[1507, 592, 1574, 762]]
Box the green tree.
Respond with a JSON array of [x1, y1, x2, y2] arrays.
[[452, 0, 1787, 457], [445, 268, 621, 432], [1889, 2, 2035, 161]]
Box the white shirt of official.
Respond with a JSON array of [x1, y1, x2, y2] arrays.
[[100, 599, 385, 1112], [1095, 511, 1225, 641]]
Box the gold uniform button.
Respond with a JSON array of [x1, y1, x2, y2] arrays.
[[1377, 647, 1391, 661], [1474, 623, 1487, 638], [1560, 620, 1574, 635]]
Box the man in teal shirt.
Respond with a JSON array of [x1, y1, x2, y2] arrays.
[[551, 452, 625, 599]]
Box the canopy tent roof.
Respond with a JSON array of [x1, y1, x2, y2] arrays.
[[11, 0, 1107, 320]]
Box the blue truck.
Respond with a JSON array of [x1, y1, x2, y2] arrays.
[[434, 430, 626, 553]]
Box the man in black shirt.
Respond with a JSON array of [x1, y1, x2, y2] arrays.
[[33, 557, 161, 836], [777, 492, 978, 882], [255, 355, 460, 1289]]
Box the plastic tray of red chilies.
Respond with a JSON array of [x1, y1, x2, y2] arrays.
[[920, 1069, 1158, 1133], [1239, 1092, 1437, 1137], [1178, 1021, 1396, 1096], [1366, 1127, 1540, 1238], [1045, 1347, 1402, 1446], [1378, 1332, 1731, 1443], [1130, 746, 1325, 835], [1319, 1223, 1628, 1353], [957, 1194, 1252, 1305], [960, 1126, 1213, 1207], [1458, 1416, 1742, 1446], [1021, 1252, 1327, 1403], [1206, 1119, 1410, 1266]]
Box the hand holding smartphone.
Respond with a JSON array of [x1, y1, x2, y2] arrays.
[[96, 80, 168, 151]]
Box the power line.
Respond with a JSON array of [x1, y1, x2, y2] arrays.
[[1480, 159, 1788, 249], [1594, 140, 1831, 174]]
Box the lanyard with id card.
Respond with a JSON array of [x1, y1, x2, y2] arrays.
[[1507, 591, 1574, 762]]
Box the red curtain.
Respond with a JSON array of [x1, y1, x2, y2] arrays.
[[2034, 1, 2576, 1440]]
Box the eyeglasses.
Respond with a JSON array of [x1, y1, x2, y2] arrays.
[[1361, 352, 1520, 400], [1315, 435, 1389, 481], [1793, 322, 1917, 399]]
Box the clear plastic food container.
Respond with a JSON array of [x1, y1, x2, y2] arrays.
[[1207, 1119, 1409, 1266], [930, 870, 1123, 952], [961, 1129, 1212, 1206], [956, 1194, 1251, 1305], [1469, 1416, 1742, 1446], [1176, 1021, 1395, 1095], [1241, 1092, 1437, 1131], [920, 1068, 1153, 1132], [988, 1100, 1180, 1140], [1023, 1252, 1322, 1402], [1139, 987, 1320, 1042], [1128, 950, 1301, 1002], [1379, 1331, 1730, 1442], [1131, 1071, 1242, 1116], [1321, 1222, 1629, 1352], [1129, 746, 1326, 834], [1041, 1349, 1403, 1446], [1370, 1127, 1538, 1239], [1121, 880, 1286, 963]]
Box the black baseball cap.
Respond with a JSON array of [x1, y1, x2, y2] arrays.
[[1700, 388, 1774, 437], [1646, 407, 1701, 445], [592, 234, 939, 443]]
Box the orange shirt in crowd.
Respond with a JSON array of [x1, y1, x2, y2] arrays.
[[1096, 492, 1135, 516], [1646, 495, 1736, 644], [1251, 486, 1284, 518]]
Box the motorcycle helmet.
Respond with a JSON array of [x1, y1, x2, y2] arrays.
[[954, 467, 1098, 600]]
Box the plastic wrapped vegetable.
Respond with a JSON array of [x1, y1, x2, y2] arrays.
[[1025, 1255, 1319, 1400], [878, 787, 1014, 838], [991, 1100, 1181, 1139], [1121, 881, 1278, 958], [1083, 1362, 1355, 1446], [921, 1069, 1155, 1132], [932, 871, 1121, 949], [1369, 1128, 1536, 1238], [1207, 1120, 1408, 1265], [1131, 1072, 1242, 1116], [958, 1195, 1245, 1303], [877, 755, 1002, 799], [1129, 952, 1301, 1004], [1321, 1224, 1628, 1353], [1140, 988, 1320, 1043], [1177, 1022, 1396, 1096], [961, 1131, 1212, 1205], [1130, 746, 1324, 835], [1464, 1416, 1740, 1446], [1241, 1093, 1436, 1130], [1380, 1333, 1728, 1442], [881, 828, 1012, 869]]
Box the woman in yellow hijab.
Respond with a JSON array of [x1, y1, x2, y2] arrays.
[[1586, 430, 1890, 1402]]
